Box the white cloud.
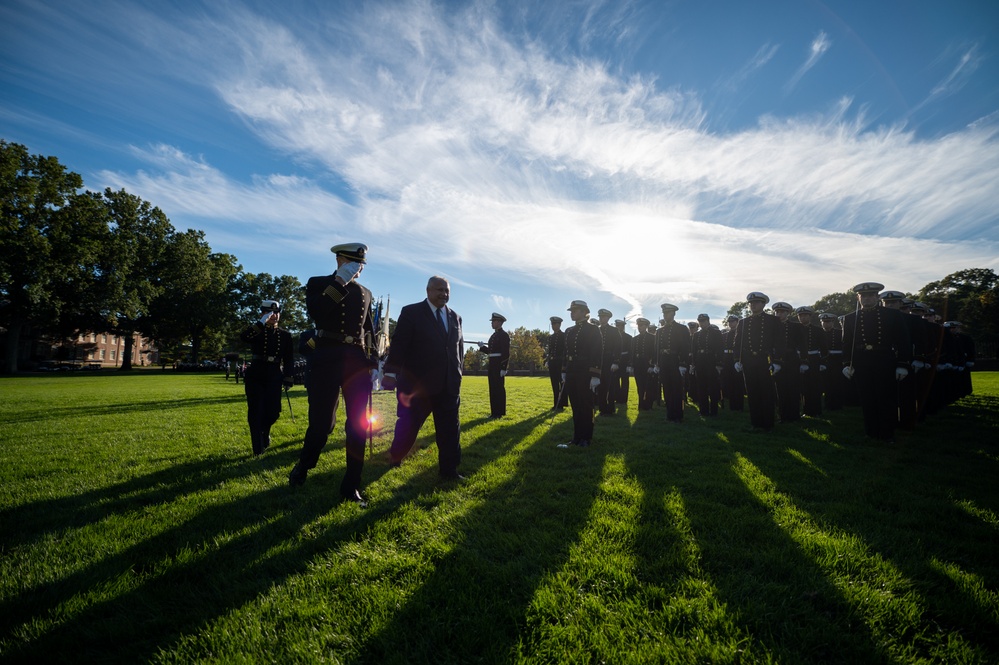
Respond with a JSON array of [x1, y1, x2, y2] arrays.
[[90, 1, 999, 324]]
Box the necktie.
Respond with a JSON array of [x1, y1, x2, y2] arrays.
[[436, 307, 446, 333]]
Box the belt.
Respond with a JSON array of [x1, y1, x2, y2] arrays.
[[488, 353, 502, 358], [251, 354, 279, 362], [723, 350, 733, 354], [697, 350, 711, 354], [317, 329, 362, 345], [807, 350, 821, 355], [828, 350, 843, 355]]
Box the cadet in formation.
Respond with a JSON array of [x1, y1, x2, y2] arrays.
[[560, 300, 603, 448], [479, 313, 510, 419]]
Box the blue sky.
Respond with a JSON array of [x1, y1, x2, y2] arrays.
[[3, 0, 998, 341]]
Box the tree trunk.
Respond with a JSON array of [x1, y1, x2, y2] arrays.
[[3, 318, 24, 374], [119, 331, 134, 371]]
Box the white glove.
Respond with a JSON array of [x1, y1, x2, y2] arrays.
[[589, 377, 600, 392], [653, 366, 660, 375], [627, 366, 634, 376], [799, 364, 809, 374], [819, 365, 826, 372], [258, 312, 273, 326], [770, 363, 781, 375], [370, 368, 381, 390], [911, 360, 925, 372], [843, 366, 855, 380], [895, 367, 909, 381], [647, 366, 656, 375], [680, 365, 689, 377], [561, 372, 566, 382], [966, 361, 974, 369], [335, 261, 362, 284], [610, 363, 619, 372], [500, 370, 507, 377], [734, 361, 743, 373]]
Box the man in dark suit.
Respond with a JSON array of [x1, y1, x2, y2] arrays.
[[795, 306, 827, 417], [382, 276, 465, 480], [289, 243, 376, 506]]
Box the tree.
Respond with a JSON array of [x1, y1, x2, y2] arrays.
[[463, 347, 485, 371], [726, 301, 750, 319], [92, 188, 174, 370], [147, 231, 241, 364], [509, 326, 545, 371], [919, 269, 999, 345], [811, 291, 857, 317], [0, 140, 99, 372]]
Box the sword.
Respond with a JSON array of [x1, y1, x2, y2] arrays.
[[285, 385, 295, 422]]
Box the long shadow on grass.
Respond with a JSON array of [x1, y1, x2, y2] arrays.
[[0, 394, 248, 425], [0, 453, 258, 551], [735, 398, 999, 660], [616, 407, 886, 662], [351, 412, 606, 664], [0, 414, 553, 662]]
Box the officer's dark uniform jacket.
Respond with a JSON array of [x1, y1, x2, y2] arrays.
[[305, 274, 376, 363], [240, 322, 294, 380], [563, 322, 602, 378]]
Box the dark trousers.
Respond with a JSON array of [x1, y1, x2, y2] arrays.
[[389, 388, 461, 476], [854, 350, 898, 441], [597, 364, 616, 414], [897, 372, 917, 430], [549, 368, 568, 408], [775, 365, 801, 422], [487, 363, 506, 416], [298, 345, 372, 495], [693, 361, 719, 416], [823, 356, 845, 410], [244, 361, 283, 453], [660, 355, 685, 422], [566, 372, 594, 442], [634, 366, 655, 410], [721, 359, 744, 411], [615, 367, 630, 404], [743, 358, 776, 430], [801, 357, 823, 416]]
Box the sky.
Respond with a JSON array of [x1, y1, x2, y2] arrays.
[[3, 0, 998, 341]]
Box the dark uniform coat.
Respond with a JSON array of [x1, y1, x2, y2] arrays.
[[562, 321, 603, 444]]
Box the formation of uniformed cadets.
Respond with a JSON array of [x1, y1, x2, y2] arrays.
[[547, 282, 977, 447]]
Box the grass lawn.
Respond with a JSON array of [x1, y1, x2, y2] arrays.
[[1, 370, 997, 664]]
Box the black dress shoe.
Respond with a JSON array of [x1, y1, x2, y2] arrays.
[[288, 463, 308, 486], [341, 489, 368, 508], [576, 440, 591, 448], [439, 472, 466, 482]]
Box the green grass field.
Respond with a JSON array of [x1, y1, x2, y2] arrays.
[[1, 371, 997, 664]]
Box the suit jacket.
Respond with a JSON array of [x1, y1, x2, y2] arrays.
[[385, 300, 464, 398]]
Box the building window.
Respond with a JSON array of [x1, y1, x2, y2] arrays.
[[111, 350, 116, 361], [100, 350, 105, 359], [102, 334, 107, 343]]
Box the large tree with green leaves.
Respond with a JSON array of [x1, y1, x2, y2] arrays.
[[919, 268, 998, 344], [0, 140, 104, 372], [86, 188, 175, 370]]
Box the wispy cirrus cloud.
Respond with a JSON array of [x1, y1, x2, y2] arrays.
[[785, 31, 832, 93], [89, 1, 998, 318]]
